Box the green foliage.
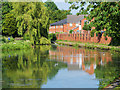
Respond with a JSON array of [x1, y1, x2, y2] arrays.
[[2, 46, 67, 88], [23, 32, 30, 40], [2, 2, 13, 21], [2, 13, 17, 37], [2, 2, 14, 35], [1, 36, 14, 43], [40, 37, 51, 45], [69, 30, 74, 34], [11, 2, 50, 44], [95, 54, 120, 88], [1, 41, 32, 51], [1, 37, 6, 43], [69, 2, 120, 45], [90, 29, 95, 37], [45, 1, 58, 11], [48, 33, 57, 42], [83, 23, 91, 30], [45, 1, 72, 24]]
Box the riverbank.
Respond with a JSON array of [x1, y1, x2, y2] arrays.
[[56, 40, 120, 52], [0, 40, 33, 51], [0, 36, 51, 51], [105, 77, 120, 89]]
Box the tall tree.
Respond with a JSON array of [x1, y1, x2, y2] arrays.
[[69, 2, 120, 45], [2, 2, 13, 21], [2, 2, 14, 36], [45, 1, 72, 24], [45, 0, 58, 11], [11, 2, 50, 44], [2, 13, 17, 37]]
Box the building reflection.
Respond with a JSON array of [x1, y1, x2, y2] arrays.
[[49, 46, 112, 75]]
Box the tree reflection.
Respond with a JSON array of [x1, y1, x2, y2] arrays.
[[2, 45, 67, 88], [95, 53, 120, 88]]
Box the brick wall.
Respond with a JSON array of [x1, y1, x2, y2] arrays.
[[56, 33, 111, 44], [49, 23, 80, 34]]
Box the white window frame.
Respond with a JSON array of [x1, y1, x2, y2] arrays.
[[61, 25, 63, 28], [76, 23, 79, 26], [51, 26, 55, 28], [70, 23, 72, 27]]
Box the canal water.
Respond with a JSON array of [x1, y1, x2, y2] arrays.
[[1, 45, 120, 88]]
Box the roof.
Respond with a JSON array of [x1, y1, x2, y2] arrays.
[[50, 15, 88, 26], [67, 15, 88, 23], [50, 18, 67, 26]]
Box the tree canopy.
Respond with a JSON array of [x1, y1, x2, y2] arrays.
[[2, 2, 50, 44], [45, 1, 72, 24], [2, 13, 17, 37], [69, 2, 120, 45]]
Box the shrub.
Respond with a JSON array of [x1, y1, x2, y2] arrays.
[[2, 37, 6, 43], [48, 33, 57, 42], [1, 41, 32, 51], [90, 29, 96, 37], [83, 24, 91, 30], [69, 30, 73, 34], [40, 37, 51, 45], [23, 34, 30, 40]]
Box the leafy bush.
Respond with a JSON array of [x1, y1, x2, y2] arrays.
[[6, 36, 14, 42], [48, 33, 57, 42], [69, 30, 73, 34], [83, 24, 91, 30], [23, 33, 30, 40], [90, 29, 96, 37], [40, 37, 51, 45], [2, 37, 6, 43], [1, 41, 32, 51]]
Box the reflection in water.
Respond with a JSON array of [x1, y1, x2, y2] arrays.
[[2, 45, 120, 88], [2, 45, 67, 88], [49, 45, 120, 88], [49, 46, 112, 75]]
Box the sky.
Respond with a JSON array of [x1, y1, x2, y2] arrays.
[[42, 0, 82, 15], [55, 2, 80, 15]]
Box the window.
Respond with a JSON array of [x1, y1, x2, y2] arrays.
[[80, 20, 81, 24], [61, 25, 63, 28], [51, 26, 55, 28], [70, 23, 72, 27], [56, 26, 58, 28], [76, 23, 79, 26]]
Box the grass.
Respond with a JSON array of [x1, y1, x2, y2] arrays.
[[56, 40, 120, 52], [0, 40, 32, 51]]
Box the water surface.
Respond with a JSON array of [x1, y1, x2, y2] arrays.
[[2, 45, 120, 88]]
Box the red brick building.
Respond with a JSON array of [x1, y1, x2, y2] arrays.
[[49, 15, 112, 44], [49, 15, 88, 34]]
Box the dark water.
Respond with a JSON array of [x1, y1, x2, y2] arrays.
[[1, 45, 120, 88]]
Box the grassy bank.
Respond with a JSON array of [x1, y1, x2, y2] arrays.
[[0, 36, 52, 51], [56, 40, 120, 52], [0, 40, 32, 51]]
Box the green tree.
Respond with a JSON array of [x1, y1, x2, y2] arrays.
[[2, 2, 14, 35], [2, 2, 13, 21], [45, 0, 58, 11], [12, 2, 50, 44], [69, 2, 120, 45], [45, 1, 72, 24], [2, 13, 17, 37]]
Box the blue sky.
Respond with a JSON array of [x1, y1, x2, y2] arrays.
[[42, 0, 82, 15], [55, 2, 80, 15]]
